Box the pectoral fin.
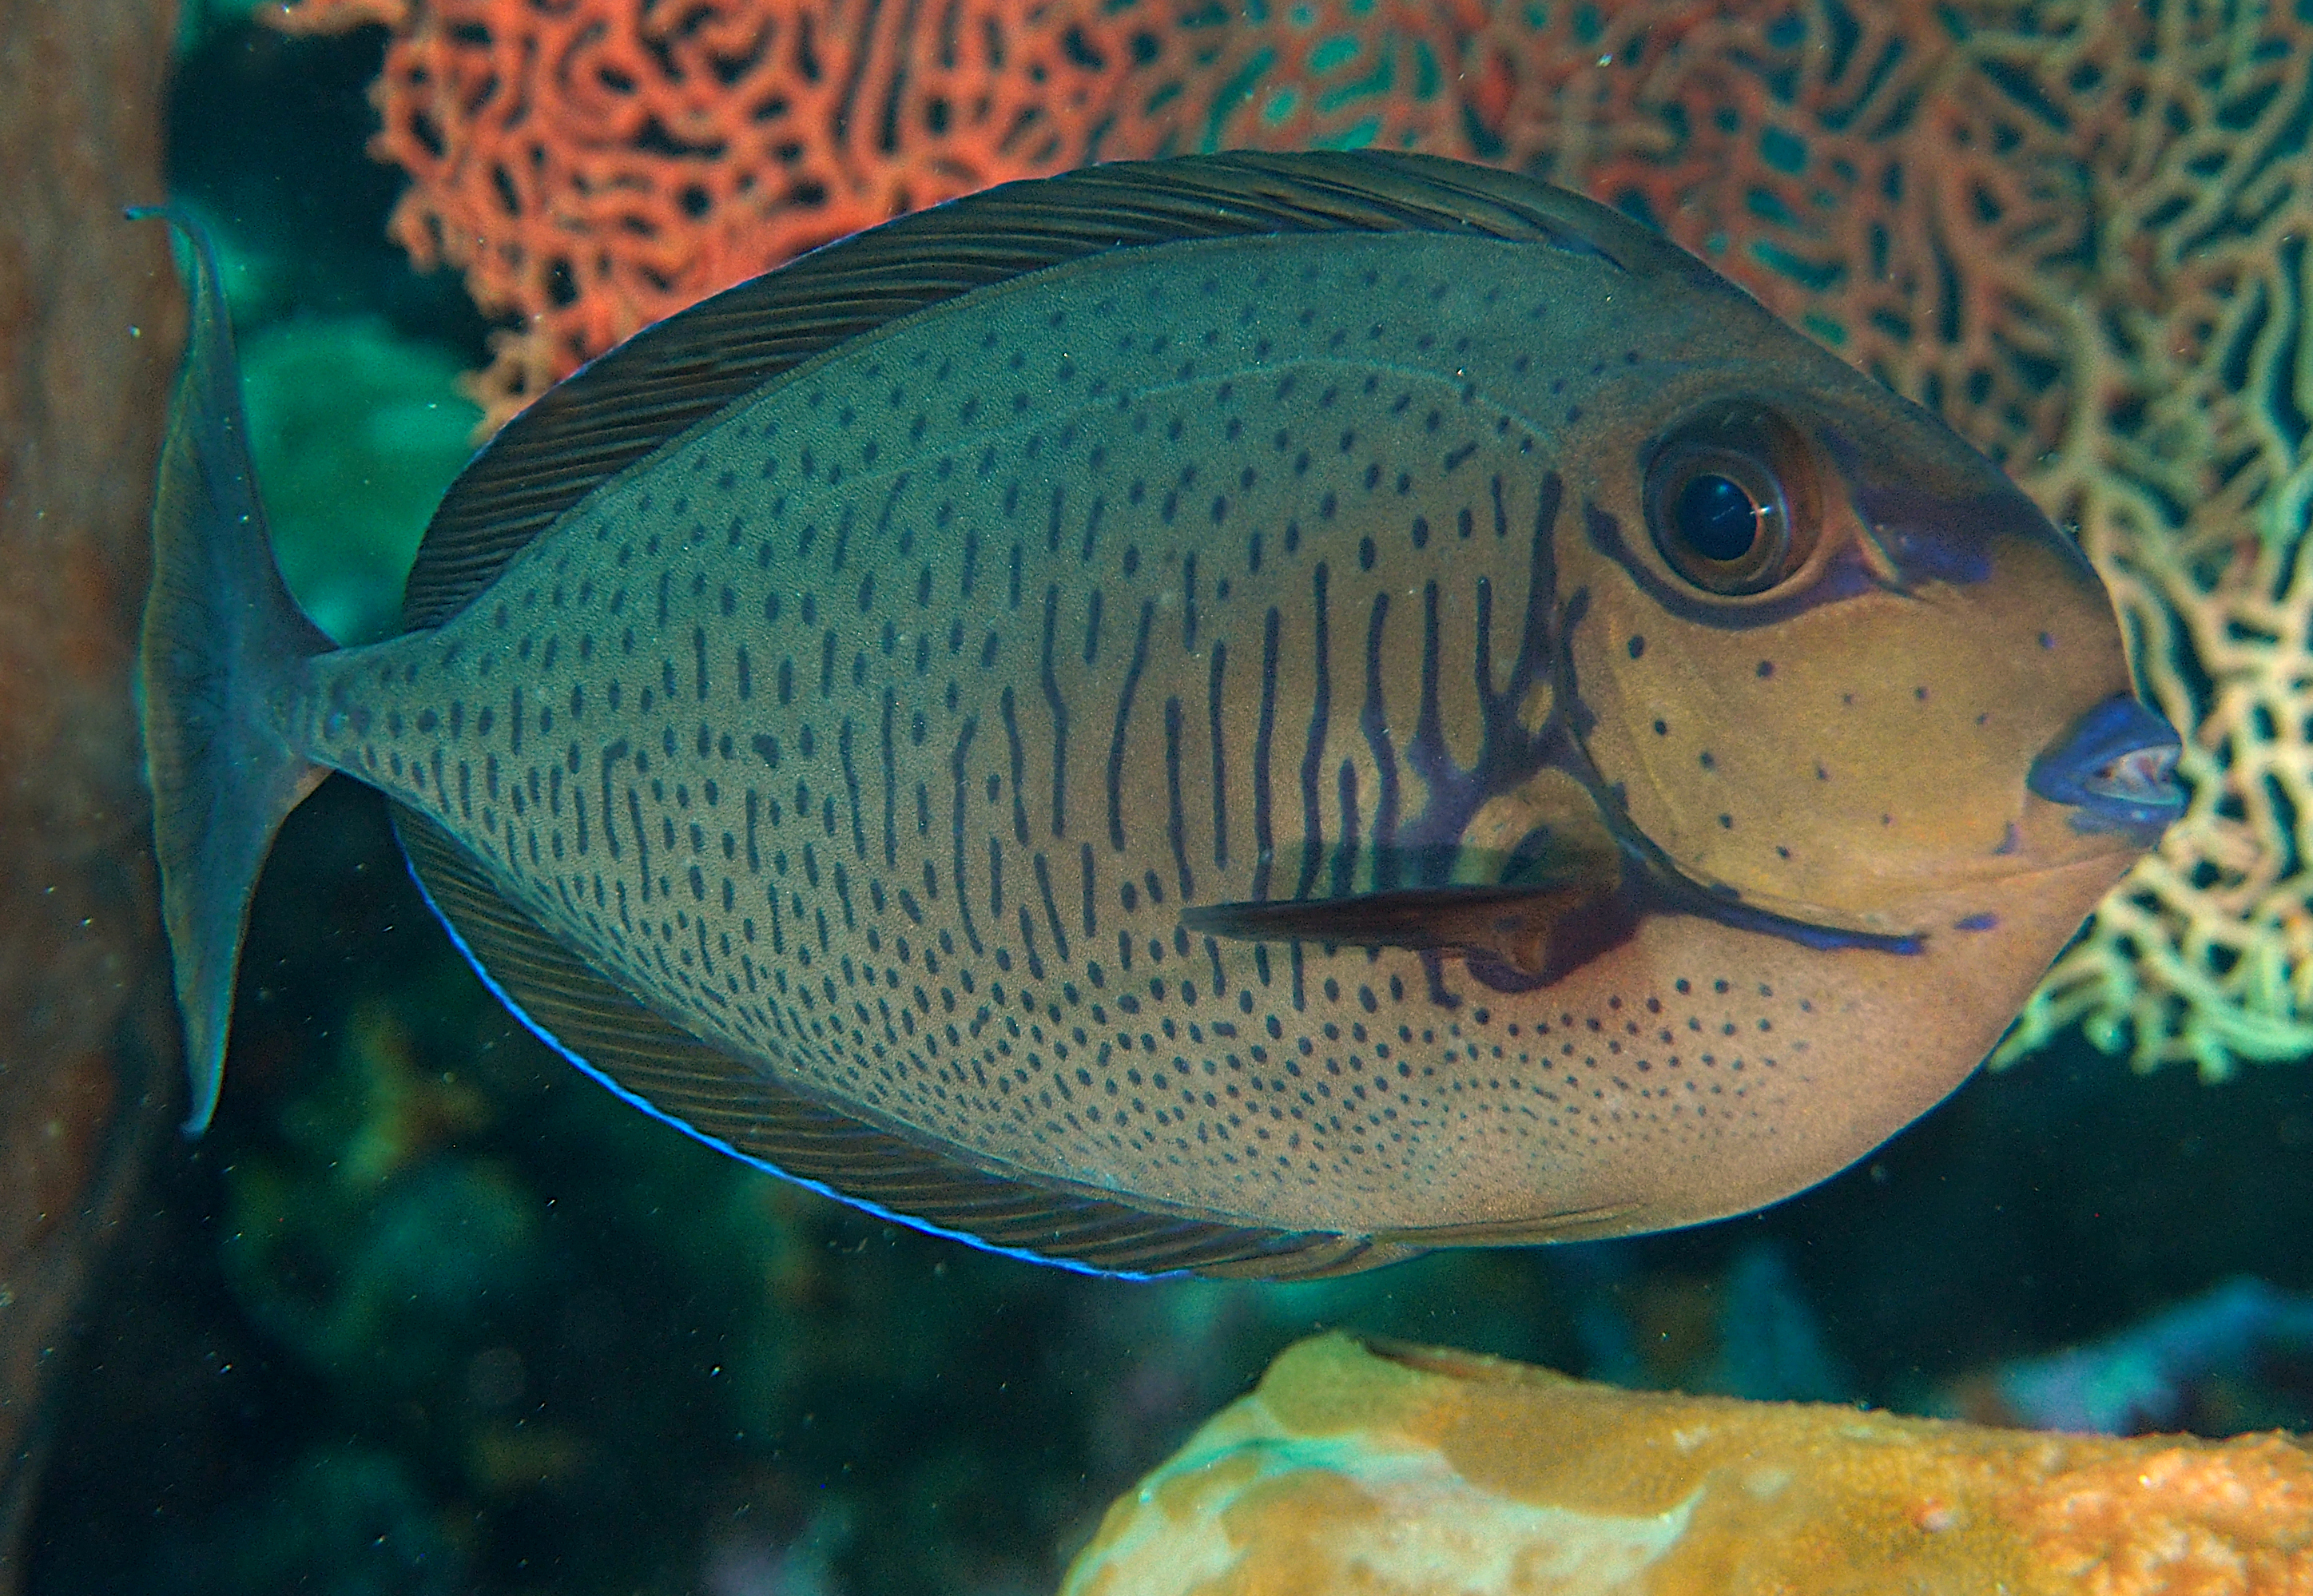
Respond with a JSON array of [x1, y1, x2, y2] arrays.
[[1182, 880, 1612, 979]]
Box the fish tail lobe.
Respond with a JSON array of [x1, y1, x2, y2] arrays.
[[133, 205, 336, 1134]]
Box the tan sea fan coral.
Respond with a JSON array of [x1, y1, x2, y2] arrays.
[[1468, 0, 2313, 1077]]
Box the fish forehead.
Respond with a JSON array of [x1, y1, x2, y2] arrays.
[[309, 222, 1981, 1237]]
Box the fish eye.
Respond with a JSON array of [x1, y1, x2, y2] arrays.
[[1643, 407, 1818, 598]]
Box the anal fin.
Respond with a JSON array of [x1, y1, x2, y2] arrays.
[[391, 804, 1401, 1280]]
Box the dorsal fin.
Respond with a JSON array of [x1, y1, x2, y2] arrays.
[[391, 804, 1411, 1280], [403, 149, 1707, 629]]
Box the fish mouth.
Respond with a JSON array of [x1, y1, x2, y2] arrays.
[[2026, 696, 2185, 839]]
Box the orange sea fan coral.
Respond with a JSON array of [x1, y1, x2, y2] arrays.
[[269, 0, 1500, 425], [264, 0, 1847, 426], [276, 0, 2313, 1079]]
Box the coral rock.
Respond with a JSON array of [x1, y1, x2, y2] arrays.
[[0, 0, 183, 1568], [1062, 1332, 2313, 1596]]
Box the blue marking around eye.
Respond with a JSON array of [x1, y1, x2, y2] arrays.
[[1846, 487, 1997, 586], [1815, 421, 2073, 590]]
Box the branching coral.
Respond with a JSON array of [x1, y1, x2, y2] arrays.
[[268, 0, 1492, 424], [1432, 0, 2313, 1079], [272, 0, 2313, 1079]]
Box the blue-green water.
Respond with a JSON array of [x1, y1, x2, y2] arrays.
[[26, 19, 2313, 1596]]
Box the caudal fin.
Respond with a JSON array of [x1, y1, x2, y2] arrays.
[[133, 207, 336, 1132]]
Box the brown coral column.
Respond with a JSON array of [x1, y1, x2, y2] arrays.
[[0, 0, 185, 1584]]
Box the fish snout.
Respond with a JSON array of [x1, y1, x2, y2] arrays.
[[2026, 696, 2185, 840]]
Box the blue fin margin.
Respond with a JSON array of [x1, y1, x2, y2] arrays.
[[391, 803, 1403, 1280]]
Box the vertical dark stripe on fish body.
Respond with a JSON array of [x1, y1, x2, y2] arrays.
[[1361, 590, 1402, 889], [1252, 608, 1281, 903], [1511, 471, 1564, 703], [1409, 582, 1446, 821], [600, 740, 627, 861], [1016, 903, 1042, 981], [1332, 759, 1360, 898], [630, 788, 650, 900], [840, 715, 864, 858], [1079, 494, 1104, 564], [949, 715, 982, 955], [1000, 685, 1028, 844], [1034, 851, 1068, 963], [1106, 599, 1155, 853], [1182, 552, 1199, 652], [1206, 642, 1229, 871], [1294, 562, 1332, 902], [879, 474, 910, 554], [1163, 696, 1192, 902], [1079, 840, 1097, 942], [1039, 586, 1067, 837], [880, 686, 898, 867]]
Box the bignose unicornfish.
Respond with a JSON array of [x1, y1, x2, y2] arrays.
[[136, 152, 2182, 1280]]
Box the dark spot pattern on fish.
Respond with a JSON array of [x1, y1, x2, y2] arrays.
[[138, 156, 2168, 1279]]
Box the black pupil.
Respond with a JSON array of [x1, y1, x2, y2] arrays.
[[1675, 473, 1760, 562]]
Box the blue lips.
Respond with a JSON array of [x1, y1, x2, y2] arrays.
[[2028, 696, 2186, 838]]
